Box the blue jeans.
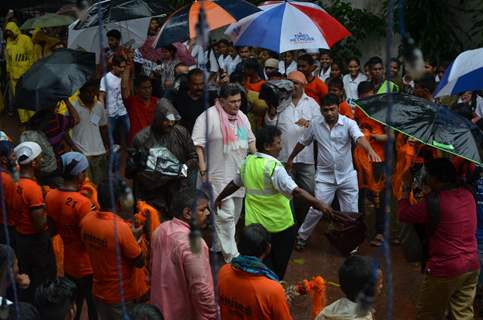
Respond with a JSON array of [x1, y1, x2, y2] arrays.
[[478, 239, 483, 286], [108, 114, 130, 146]]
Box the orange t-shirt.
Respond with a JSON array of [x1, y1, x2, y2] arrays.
[[46, 189, 95, 278], [304, 77, 328, 104], [245, 79, 265, 93], [339, 101, 354, 119], [1, 171, 16, 226], [355, 107, 385, 160], [80, 211, 148, 304], [218, 264, 292, 320], [14, 177, 46, 235]]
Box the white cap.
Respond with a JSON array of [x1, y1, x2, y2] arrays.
[[14, 142, 42, 165]]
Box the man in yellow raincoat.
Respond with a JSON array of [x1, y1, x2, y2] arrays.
[[4, 21, 35, 123]]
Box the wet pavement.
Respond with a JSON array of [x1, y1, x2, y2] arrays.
[[284, 219, 424, 319]]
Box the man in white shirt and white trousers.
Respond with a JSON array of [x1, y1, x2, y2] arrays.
[[265, 72, 320, 223], [286, 93, 381, 250]]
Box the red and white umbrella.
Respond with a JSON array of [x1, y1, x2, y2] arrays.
[[225, 0, 350, 53]]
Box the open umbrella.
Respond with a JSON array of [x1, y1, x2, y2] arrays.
[[155, 0, 260, 47], [356, 93, 483, 164], [14, 48, 95, 111], [21, 13, 75, 30], [434, 47, 483, 98], [225, 1, 350, 53], [68, 0, 169, 61]]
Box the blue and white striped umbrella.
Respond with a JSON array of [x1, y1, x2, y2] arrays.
[[434, 47, 483, 98]]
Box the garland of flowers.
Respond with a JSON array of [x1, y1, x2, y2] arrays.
[[284, 276, 340, 320]]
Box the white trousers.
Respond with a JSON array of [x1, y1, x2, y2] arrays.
[[215, 197, 243, 262], [298, 176, 359, 241]]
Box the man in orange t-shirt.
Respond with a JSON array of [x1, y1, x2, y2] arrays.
[[244, 58, 265, 93], [218, 224, 292, 320], [46, 152, 97, 319], [353, 81, 387, 247], [13, 141, 56, 303], [327, 78, 353, 119], [81, 176, 147, 319], [0, 136, 17, 247], [297, 53, 328, 105]]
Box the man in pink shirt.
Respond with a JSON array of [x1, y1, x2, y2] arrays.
[[150, 188, 216, 320]]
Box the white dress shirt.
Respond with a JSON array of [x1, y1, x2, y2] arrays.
[[233, 152, 298, 198], [265, 94, 320, 164], [299, 115, 363, 185], [343, 72, 368, 100], [278, 60, 298, 75], [318, 66, 331, 82]]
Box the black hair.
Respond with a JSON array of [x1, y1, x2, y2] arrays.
[[161, 44, 177, 56], [187, 68, 204, 81], [34, 278, 77, 320], [170, 188, 209, 219], [6, 302, 39, 320], [80, 79, 99, 92], [219, 83, 242, 99], [320, 93, 340, 107], [339, 255, 376, 302], [174, 62, 188, 71], [229, 72, 244, 84], [129, 304, 164, 320], [368, 56, 383, 69], [244, 58, 260, 72], [298, 53, 315, 66], [98, 176, 124, 211], [106, 29, 121, 40], [414, 73, 437, 93], [346, 57, 360, 66], [135, 75, 152, 88], [390, 57, 401, 68], [357, 81, 375, 97], [328, 78, 344, 90], [255, 126, 282, 152], [111, 54, 126, 67], [269, 71, 283, 78], [319, 49, 331, 57], [238, 224, 270, 257], [425, 157, 458, 185], [217, 39, 230, 46]]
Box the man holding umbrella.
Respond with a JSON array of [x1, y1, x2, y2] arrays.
[[287, 94, 381, 250]]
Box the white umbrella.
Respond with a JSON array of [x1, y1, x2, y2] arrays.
[[68, 17, 151, 63]]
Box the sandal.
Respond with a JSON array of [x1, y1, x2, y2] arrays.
[[370, 234, 385, 247], [295, 236, 307, 251]]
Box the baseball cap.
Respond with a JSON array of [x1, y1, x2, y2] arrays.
[[264, 58, 279, 69], [14, 142, 42, 165], [61, 152, 89, 176]]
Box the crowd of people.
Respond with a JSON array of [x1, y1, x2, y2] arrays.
[[0, 11, 483, 320]]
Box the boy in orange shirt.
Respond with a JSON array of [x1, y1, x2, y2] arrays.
[[353, 81, 387, 247], [327, 78, 353, 119], [46, 152, 97, 320], [297, 53, 328, 105], [218, 224, 292, 320], [0, 133, 17, 247], [13, 141, 56, 303], [81, 176, 147, 319]]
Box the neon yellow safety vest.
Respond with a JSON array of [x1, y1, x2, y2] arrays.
[[240, 155, 294, 233], [377, 80, 399, 94]]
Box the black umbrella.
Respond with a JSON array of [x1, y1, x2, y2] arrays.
[[356, 93, 483, 164], [72, 0, 171, 30], [15, 48, 95, 111]]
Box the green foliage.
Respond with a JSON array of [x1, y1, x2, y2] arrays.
[[392, 0, 483, 64], [317, 0, 385, 66]]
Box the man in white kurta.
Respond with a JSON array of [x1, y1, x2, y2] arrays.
[[192, 84, 256, 262]]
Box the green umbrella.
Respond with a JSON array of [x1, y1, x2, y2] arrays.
[[20, 13, 75, 30]]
